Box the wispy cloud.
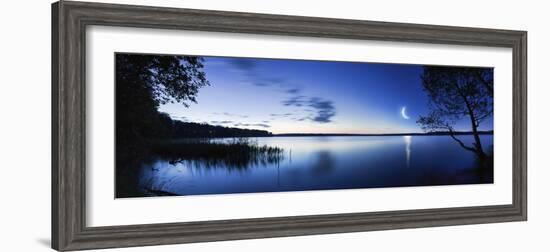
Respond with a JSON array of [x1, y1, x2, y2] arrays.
[[228, 58, 256, 72], [266, 77, 285, 84], [270, 113, 293, 117], [282, 95, 307, 107], [227, 59, 290, 88], [234, 123, 271, 128], [285, 88, 301, 94], [227, 57, 337, 124], [308, 97, 336, 123], [210, 120, 234, 125], [213, 112, 249, 118], [282, 96, 336, 123], [290, 117, 308, 122]]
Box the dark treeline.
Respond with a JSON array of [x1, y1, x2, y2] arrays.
[[154, 112, 272, 139]]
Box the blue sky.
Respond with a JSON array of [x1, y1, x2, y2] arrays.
[[159, 56, 493, 134]]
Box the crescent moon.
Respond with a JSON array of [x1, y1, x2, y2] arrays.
[[401, 106, 410, 120]]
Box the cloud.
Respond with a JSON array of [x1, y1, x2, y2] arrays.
[[227, 58, 294, 88], [253, 123, 270, 128], [253, 81, 270, 87], [213, 112, 249, 118], [282, 96, 307, 107], [252, 77, 287, 87], [308, 97, 336, 123], [282, 96, 336, 123], [296, 118, 307, 121], [285, 88, 301, 94], [266, 77, 285, 84], [270, 113, 293, 117], [290, 117, 308, 122], [210, 120, 233, 125], [233, 123, 271, 128], [228, 58, 265, 86], [228, 58, 256, 71]]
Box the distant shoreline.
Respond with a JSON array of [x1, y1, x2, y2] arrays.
[[272, 131, 494, 137]]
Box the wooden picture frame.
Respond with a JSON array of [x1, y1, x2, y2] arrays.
[[52, 1, 527, 251]]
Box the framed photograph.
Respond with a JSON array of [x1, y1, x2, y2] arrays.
[[52, 1, 527, 251]]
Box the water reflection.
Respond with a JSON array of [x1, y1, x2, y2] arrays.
[[403, 136, 412, 168], [131, 135, 493, 197], [156, 138, 286, 171], [311, 151, 335, 175], [167, 153, 284, 171]]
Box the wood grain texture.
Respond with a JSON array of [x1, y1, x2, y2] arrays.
[[51, 1, 527, 251]]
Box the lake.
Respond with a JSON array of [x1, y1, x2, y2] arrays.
[[136, 135, 493, 197]]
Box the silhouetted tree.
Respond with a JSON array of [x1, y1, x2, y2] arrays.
[[417, 66, 493, 160], [116, 54, 209, 149], [115, 54, 209, 197]]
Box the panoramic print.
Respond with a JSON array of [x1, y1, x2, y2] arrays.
[[115, 53, 494, 198]]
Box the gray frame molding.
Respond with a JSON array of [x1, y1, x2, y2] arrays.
[[52, 1, 527, 251]]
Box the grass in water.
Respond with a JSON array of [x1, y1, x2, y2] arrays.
[[149, 138, 285, 170]]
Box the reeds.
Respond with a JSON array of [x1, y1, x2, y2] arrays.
[[150, 138, 284, 169]]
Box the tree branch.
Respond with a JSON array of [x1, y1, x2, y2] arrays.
[[477, 71, 494, 96], [476, 110, 493, 123], [447, 127, 478, 153]]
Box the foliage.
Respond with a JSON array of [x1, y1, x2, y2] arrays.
[[116, 54, 209, 141]]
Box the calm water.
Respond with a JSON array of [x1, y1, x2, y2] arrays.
[[137, 135, 493, 196]]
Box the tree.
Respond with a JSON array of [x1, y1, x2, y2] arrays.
[[116, 54, 209, 141], [115, 54, 209, 161], [115, 54, 209, 197], [417, 66, 493, 160]]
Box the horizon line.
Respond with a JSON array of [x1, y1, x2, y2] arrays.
[[271, 130, 494, 136]]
